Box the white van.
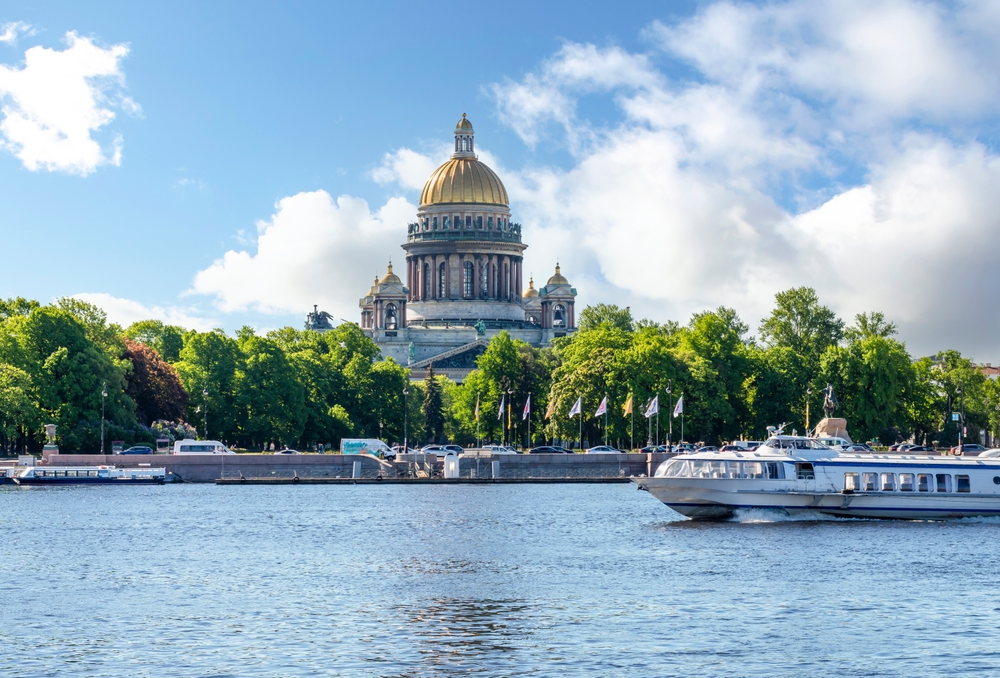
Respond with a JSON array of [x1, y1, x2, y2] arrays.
[[340, 438, 392, 458], [173, 439, 234, 454]]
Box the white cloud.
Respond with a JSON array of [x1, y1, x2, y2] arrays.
[[71, 293, 218, 332], [0, 21, 34, 45], [483, 1, 1000, 357], [191, 190, 415, 318], [652, 0, 1000, 128], [371, 147, 445, 191], [0, 31, 137, 175]]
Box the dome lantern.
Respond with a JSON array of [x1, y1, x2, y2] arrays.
[[453, 113, 475, 158]]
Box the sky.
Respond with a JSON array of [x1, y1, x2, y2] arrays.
[[2, 0, 999, 360]]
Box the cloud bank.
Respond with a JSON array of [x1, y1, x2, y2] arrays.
[[191, 191, 414, 318], [72, 293, 218, 332], [191, 0, 1000, 358], [0, 31, 137, 175]]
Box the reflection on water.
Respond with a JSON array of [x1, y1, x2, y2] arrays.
[[2, 483, 1000, 677]]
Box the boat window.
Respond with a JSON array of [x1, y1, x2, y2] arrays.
[[862, 472, 878, 491], [956, 475, 971, 493], [899, 473, 914, 491], [744, 462, 763, 479], [690, 460, 713, 478], [55, 470, 66, 477], [917, 474, 932, 492], [936, 474, 951, 493], [89, 470, 98, 477], [765, 462, 785, 479], [795, 463, 814, 480], [727, 462, 743, 479], [709, 461, 727, 478], [880, 473, 896, 491], [844, 473, 859, 491], [655, 459, 686, 478]]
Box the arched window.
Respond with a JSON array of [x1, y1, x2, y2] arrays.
[[463, 262, 474, 298], [496, 266, 503, 299], [438, 262, 446, 298], [443, 216, 449, 229], [554, 304, 566, 327], [423, 264, 430, 300], [384, 303, 397, 330]]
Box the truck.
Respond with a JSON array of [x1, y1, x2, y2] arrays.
[[339, 438, 393, 459]]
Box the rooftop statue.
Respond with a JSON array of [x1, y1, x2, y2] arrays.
[[306, 305, 335, 331]]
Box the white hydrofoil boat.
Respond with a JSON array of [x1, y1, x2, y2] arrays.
[[634, 434, 1000, 520]]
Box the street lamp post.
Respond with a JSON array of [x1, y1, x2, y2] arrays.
[[202, 387, 209, 440], [959, 385, 965, 451], [100, 381, 107, 455], [403, 387, 409, 453]]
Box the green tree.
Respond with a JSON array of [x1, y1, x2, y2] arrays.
[[233, 328, 306, 448], [2, 306, 137, 451], [422, 364, 445, 444], [0, 362, 38, 451], [123, 339, 188, 425], [125, 320, 185, 363], [174, 329, 241, 441], [578, 304, 634, 333], [819, 329, 915, 444], [759, 287, 843, 366]]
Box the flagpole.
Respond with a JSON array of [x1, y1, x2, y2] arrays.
[[579, 401, 583, 452], [527, 392, 531, 449], [630, 393, 634, 452], [604, 394, 608, 446]]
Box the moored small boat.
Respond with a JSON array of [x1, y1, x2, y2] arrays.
[[634, 433, 1000, 520], [13, 465, 166, 486]]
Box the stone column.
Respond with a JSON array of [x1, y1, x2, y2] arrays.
[[446, 254, 453, 299]]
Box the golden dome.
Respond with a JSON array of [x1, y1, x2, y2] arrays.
[[456, 112, 473, 131], [523, 276, 539, 298], [380, 261, 401, 284], [419, 157, 508, 206], [547, 264, 569, 286]]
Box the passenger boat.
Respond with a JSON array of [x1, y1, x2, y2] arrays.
[[634, 433, 1000, 520], [13, 466, 166, 486]]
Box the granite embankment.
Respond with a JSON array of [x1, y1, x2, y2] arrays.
[[40, 452, 670, 482]]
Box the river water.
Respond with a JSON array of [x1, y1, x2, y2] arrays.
[[2, 482, 999, 677]]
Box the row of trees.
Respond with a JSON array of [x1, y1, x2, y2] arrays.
[[0, 287, 995, 452]]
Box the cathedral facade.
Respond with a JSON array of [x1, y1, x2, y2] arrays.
[[355, 115, 577, 381]]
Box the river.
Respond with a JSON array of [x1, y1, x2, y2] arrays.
[[2, 482, 999, 676]]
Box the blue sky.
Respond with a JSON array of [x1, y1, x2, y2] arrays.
[[2, 1, 1000, 358]]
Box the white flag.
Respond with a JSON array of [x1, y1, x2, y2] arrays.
[[673, 395, 684, 418], [498, 395, 505, 420], [594, 396, 607, 417], [568, 397, 582, 418], [644, 395, 659, 418]]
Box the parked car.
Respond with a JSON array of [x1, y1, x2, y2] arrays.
[[639, 445, 669, 453], [904, 445, 933, 452], [718, 445, 743, 452], [274, 448, 300, 455], [119, 446, 153, 455], [586, 445, 620, 454], [673, 443, 697, 453], [888, 443, 917, 452], [695, 446, 719, 453], [479, 445, 518, 455], [951, 443, 987, 454], [529, 446, 574, 454]]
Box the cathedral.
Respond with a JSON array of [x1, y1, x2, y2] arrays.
[[313, 114, 578, 382]]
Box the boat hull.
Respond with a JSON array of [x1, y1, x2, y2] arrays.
[[14, 477, 165, 486], [634, 477, 1000, 520]]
